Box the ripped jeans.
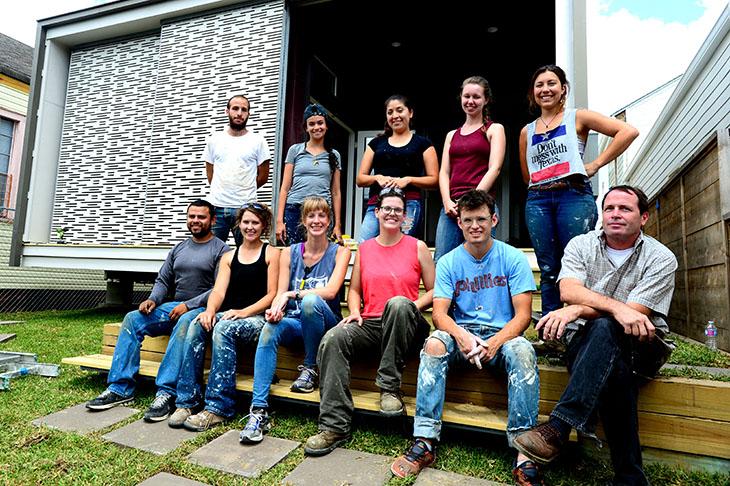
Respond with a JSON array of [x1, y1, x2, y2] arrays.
[[412, 326, 539, 446]]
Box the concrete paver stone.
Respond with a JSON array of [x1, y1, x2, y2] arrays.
[[136, 472, 210, 485], [32, 403, 138, 434], [0, 333, 16, 343], [414, 468, 508, 485], [283, 448, 392, 486], [187, 430, 299, 478], [103, 418, 199, 455]]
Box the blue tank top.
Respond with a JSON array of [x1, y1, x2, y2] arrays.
[[285, 241, 341, 318], [525, 109, 586, 187]]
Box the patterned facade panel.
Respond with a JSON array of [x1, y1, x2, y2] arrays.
[[51, 35, 160, 244], [142, 1, 285, 244]]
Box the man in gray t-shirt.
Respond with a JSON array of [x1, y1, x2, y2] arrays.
[[86, 200, 229, 422], [514, 185, 677, 486]]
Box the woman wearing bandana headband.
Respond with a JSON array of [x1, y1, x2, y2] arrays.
[[275, 103, 343, 245]]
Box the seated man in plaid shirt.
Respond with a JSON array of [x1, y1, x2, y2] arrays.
[[514, 185, 678, 486]]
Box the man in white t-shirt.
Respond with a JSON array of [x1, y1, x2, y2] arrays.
[[204, 94, 271, 245]]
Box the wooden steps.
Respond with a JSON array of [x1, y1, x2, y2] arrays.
[[61, 323, 730, 460]]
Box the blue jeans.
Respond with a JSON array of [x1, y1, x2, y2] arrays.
[[212, 206, 242, 246], [107, 303, 203, 398], [251, 294, 339, 409], [413, 327, 539, 446], [283, 203, 306, 245], [202, 314, 266, 418], [176, 313, 265, 410], [552, 317, 652, 485], [358, 199, 422, 242], [524, 185, 597, 314], [434, 204, 498, 262]]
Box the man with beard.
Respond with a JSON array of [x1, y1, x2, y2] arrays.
[[87, 200, 229, 423], [204, 94, 272, 245]]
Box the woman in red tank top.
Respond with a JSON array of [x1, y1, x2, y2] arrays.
[[434, 76, 506, 262]]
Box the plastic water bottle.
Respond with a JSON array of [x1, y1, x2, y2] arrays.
[[705, 320, 717, 350]]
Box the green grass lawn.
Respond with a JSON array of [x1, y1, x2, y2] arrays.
[[0, 308, 728, 485]]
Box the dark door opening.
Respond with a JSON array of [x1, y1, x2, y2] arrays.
[[283, 0, 554, 247]]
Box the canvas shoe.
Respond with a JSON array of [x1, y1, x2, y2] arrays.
[[86, 389, 133, 410], [390, 438, 435, 478], [143, 393, 174, 422], [239, 408, 272, 444]]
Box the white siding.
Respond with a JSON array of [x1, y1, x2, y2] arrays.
[[0, 84, 28, 116]]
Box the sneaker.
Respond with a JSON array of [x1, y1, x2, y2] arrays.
[[513, 423, 566, 464], [304, 430, 350, 456], [239, 408, 272, 444], [512, 459, 545, 486], [390, 438, 435, 478], [183, 410, 225, 432], [168, 408, 194, 429], [86, 389, 133, 410], [290, 365, 318, 393], [379, 390, 405, 416], [143, 393, 174, 422]]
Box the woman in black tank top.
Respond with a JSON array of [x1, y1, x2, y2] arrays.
[[171, 203, 281, 431]]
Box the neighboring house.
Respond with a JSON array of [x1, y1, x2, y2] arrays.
[[10, 0, 591, 302], [0, 33, 32, 220], [600, 6, 730, 350]]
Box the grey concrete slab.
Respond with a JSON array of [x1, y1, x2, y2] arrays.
[[137, 472, 209, 485], [0, 333, 16, 343], [188, 430, 299, 478], [32, 403, 138, 434], [103, 419, 199, 455], [414, 468, 507, 486], [283, 448, 392, 486]]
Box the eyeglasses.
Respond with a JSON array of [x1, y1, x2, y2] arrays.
[[241, 202, 265, 210], [379, 205, 404, 215], [379, 187, 405, 196]]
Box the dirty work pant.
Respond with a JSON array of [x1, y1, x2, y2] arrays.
[[552, 317, 658, 486], [412, 326, 539, 446], [524, 184, 597, 314], [175, 313, 264, 413], [251, 294, 339, 409], [107, 303, 203, 398], [317, 296, 430, 434]]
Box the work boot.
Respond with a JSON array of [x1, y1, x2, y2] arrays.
[[513, 422, 566, 464], [304, 430, 350, 456], [183, 410, 225, 432], [379, 390, 405, 416]]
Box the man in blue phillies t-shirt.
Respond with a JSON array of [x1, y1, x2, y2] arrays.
[[391, 190, 543, 485]]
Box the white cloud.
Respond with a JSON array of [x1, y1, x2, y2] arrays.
[[587, 0, 727, 114]]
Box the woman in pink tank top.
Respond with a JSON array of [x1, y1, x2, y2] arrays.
[[434, 76, 506, 262]]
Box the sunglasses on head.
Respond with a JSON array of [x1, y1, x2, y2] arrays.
[[379, 187, 405, 197], [241, 202, 265, 211]]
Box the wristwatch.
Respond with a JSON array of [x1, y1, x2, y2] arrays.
[[295, 290, 301, 300]]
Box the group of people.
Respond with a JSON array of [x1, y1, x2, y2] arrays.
[[85, 65, 678, 486]]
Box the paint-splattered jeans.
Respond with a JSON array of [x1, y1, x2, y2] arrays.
[[175, 313, 265, 414], [358, 200, 422, 242], [552, 317, 651, 485], [524, 184, 597, 314], [316, 296, 430, 434], [251, 294, 340, 409], [212, 206, 243, 246], [107, 302, 203, 399], [413, 326, 539, 447]]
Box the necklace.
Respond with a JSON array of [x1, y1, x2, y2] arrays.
[[539, 110, 562, 130]]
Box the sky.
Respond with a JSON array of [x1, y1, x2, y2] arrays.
[[0, 0, 726, 115]]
